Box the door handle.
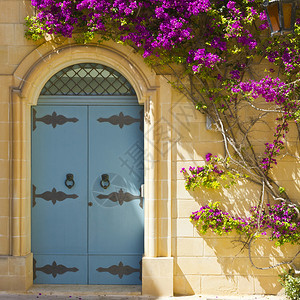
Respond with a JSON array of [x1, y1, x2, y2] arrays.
[[100, 174, 110, 189], [65, 173, 75, 189]]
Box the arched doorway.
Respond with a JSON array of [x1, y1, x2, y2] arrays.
[[31, 63, 144, 284]]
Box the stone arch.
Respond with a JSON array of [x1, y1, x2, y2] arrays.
[[15, 41, 157, 105]]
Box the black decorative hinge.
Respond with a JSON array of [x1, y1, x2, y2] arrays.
[[97, 109, 143, 131], [96, 260, 142, 281], [33, 258, 79, 280], [32, 185, 78, 207], [96, 188, 143, 208], [32, 108, 79, 131]]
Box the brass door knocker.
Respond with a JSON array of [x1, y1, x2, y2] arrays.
[[65, 173, 75, 189], [100, 174, 110, 189]]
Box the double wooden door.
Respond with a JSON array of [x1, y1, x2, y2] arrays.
[[31, 105, 144, 284]]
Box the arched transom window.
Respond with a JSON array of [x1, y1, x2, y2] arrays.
[[41, 63, 136, 96]]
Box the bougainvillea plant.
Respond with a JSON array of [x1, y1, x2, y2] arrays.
[[181, 153, 248, 190], [25, 0, 300, 271], [191, 201, 300, 246]]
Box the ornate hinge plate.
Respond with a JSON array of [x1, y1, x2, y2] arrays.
[[97, 109, 143, 131], [96, 188, 143, 208], [32, 108, 79, 131], [32, 185, 78, 207], [96, 260, 142, 280], [33, 258, 79, 280]]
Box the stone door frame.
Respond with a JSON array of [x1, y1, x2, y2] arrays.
[[9, 41, 174, 296]]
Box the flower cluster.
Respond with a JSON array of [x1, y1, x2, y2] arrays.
[[188, 49, 222, 72], [26, 0, 268, 69], [255, 202, 300, 245], [27, 0, 211, 57], [25, 0, 300, 81], [191, 202, 300, 246], [190, 202, 251, 236], [266, 39, 300, 74], [181, 153, 245, 190], [232, 76, 293, 105]]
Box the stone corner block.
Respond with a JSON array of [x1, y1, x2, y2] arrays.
[[142, 257, 174, 297], [0, 253, 33, 291]]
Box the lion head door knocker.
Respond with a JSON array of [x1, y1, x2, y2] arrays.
[[100, 174, 110, 189]]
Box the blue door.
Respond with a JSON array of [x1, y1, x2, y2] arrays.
[[31, 104, 144, 284]]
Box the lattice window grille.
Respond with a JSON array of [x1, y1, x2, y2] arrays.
[[41, 63, 136, 96]]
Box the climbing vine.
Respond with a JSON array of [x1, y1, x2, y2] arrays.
[[25, 0, 300, 272]]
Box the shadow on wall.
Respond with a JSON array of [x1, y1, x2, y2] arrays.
[[173, 179, 300, 296], [163, 92, 300, 296]]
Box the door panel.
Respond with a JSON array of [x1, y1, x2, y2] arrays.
[[88, 106, 144, 284], [31, 106, 88, 254]]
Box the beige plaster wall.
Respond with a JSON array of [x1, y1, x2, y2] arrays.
[[0, 0, 298, 296]]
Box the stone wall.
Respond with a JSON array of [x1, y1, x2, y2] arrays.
[[169, 91, 300, 295], [0, 0, 36, 290]]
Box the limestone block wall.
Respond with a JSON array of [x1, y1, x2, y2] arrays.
[[169, 88, 300, 296], [0, 0, 36, 290]]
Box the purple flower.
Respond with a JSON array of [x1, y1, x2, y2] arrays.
[[230, 70, 240, 80], [205, 153, 212, 162], [226, 1, 236, 10]]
